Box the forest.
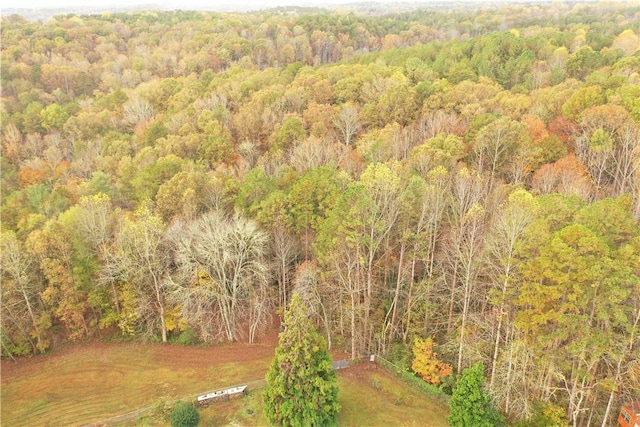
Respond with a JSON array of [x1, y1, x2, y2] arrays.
[[1, 1, 639, 425]]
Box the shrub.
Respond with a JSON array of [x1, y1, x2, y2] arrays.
[[170, 401, 200, 427], [173, 327, 199, 346], [448, 363, 504, 427]]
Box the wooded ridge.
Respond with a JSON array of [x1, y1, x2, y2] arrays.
[[1, 2, 639, 425]]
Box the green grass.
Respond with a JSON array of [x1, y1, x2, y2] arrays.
[[197, 363, 450, 427], [337, 367, 450, 426], [198, 390, 268, 426]]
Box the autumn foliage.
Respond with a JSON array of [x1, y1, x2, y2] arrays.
[[411, 337, 452, 386], [2, 3, 640, 426]]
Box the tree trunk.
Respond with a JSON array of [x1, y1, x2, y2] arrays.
[[505, 326, 515, 415], [490, 309, 504, 389], [446, 259, 459, 334], [402, 257, 418, 344], [601, 355, 624, 427], [457, 264, 473, 374], [388, 241, 405, 345], [150, 270, 167, 343], [350, 289, 357, 360]]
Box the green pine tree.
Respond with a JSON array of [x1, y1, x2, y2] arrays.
[[263, 294, 340, 426], [448, 363, 504, 427]]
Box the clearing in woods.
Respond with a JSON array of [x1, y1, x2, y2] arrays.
[[196, 362, 450, 427], [1, 332, 449, 426]]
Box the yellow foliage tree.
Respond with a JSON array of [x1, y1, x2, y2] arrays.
[[411, 337, 452, 385]]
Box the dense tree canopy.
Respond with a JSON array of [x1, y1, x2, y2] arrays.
[[1, 2, 639, 425]]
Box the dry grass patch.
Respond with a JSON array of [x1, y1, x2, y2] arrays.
[[2, 337, 448, 427], [1, 340, 275, 427], [337, 362, 450, 426], [194, 362, 449, 427]]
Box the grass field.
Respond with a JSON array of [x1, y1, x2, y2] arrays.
[[1, 341, 275, 426], [193, 362, 450, 427], [1, 337, 449, 426]]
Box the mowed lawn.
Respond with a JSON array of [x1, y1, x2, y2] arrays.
[[2, 339, 449, 426], [0, 340, 275, 426], [337, 363, 449, 427], [197, 362, 449, 427]]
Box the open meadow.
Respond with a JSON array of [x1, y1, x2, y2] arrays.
[[1, 339, 274, 426], [1, 337, 449, 426]]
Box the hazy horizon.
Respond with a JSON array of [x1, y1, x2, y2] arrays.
[[4, 0, 435, 11]]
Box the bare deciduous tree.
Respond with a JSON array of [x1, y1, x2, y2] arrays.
[[122, 97, 155, 128], [443, 168, 488, 373], [105, 206, 172, 342], [417, 109, 462, 140], [334, 104, 362, 147], [484, 189, 537, 389], [289, 136, 341, 173], [1, 231, 49, 355], [271, 226, 299, 310], [170, 211, 272, 343]]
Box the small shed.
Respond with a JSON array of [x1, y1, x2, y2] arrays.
[[619, 400, 640, 427], [227, 385, 248, 399], [197, 385, 248, 407], [197, 390, 227, 407], [332, 360, 350, 370]]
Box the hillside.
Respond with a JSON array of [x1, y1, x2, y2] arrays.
[[1, 2, 639, 425]]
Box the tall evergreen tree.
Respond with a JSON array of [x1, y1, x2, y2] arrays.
[[263, 294, 340, 426], [448, 363, 504, 427]]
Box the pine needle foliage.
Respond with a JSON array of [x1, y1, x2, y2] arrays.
[[263, 294, 340, 426]]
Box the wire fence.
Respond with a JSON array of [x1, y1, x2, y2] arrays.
[[83, 354, 447, 425]]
